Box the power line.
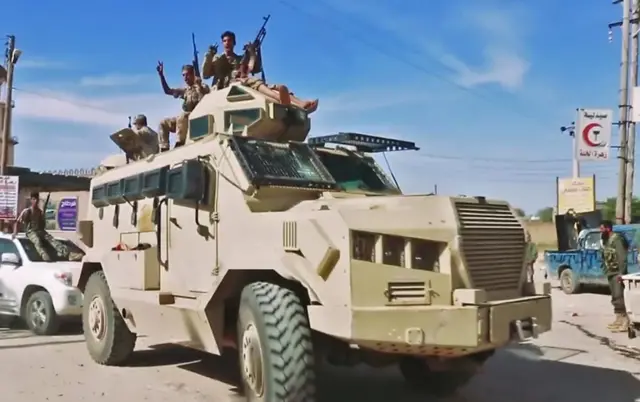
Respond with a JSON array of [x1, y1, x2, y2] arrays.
[[273, 0, 549, 124]]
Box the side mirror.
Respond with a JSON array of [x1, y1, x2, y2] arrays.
[[1, 252, 20, 265]]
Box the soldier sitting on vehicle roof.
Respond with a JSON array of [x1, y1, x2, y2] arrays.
[[202, 30, 319, 113], [12, 192, 83, 262]]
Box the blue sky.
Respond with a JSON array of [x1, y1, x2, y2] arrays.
[[1, 0, 629, 214]]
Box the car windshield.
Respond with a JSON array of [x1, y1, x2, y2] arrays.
[[314, 150, 399, 194], [18, 238, 85, 262]]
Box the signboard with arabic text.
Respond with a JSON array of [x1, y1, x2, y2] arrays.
[[556, 175, 596, 215], [575, 108, 613, 162]]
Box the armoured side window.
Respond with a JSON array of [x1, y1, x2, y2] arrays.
[[583, 232, 602, 250], [0, 239, 19, 256]]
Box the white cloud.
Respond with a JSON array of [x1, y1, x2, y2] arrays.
[[17, 58, 69, 70], [79, 73, 154, 87], [439, 48, 530, 91], [321, 0, 531, 91], [13, 88, 176, 128]]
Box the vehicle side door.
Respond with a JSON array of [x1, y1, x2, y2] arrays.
[[580, 231, 606, 284], [0, 238, 24, 314]]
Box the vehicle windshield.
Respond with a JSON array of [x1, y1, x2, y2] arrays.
[[18, 238, 85, 262], [314, 150, 399, 194]]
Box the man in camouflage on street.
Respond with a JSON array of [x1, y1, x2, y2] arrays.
[[156, 62, 210, 152], [525, 232, 538, 283], [600, 220, 630, 332], [12, 192, 83, 262]]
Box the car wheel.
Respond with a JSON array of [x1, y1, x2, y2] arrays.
[[82, 271, 136, 365], [560, 268, 581, 294], [24, 290, 61, 336], [237, 282, 316, 402]]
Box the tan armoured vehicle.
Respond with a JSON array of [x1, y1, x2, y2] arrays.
[[75, 82, 552, 401]]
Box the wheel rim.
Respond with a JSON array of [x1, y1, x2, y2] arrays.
[[88, 295, 107, 341], [30, 299, 47, 328], [241, 323, 265, 397], [562, 271, 572, 291]]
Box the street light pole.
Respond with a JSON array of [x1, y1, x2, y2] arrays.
[[561, 123, 579, 178]]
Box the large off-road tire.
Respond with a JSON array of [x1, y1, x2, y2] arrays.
[[560, 268, 581, 295], [82, 271, 136, 365], [24, 290, 61, 336], [237, 281, 316, 402], [398, 356, 481, 397]]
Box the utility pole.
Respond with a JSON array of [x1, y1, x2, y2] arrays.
[[626, 0, 640, 222], [561, 123, 578, 177], [0, 35, 15, 176], [613, 0, 632, 224]]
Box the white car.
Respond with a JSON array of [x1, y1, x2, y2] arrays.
[[0, 233, 85, 335]]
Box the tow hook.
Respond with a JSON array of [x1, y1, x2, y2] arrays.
[[512, 318, 539, 341]]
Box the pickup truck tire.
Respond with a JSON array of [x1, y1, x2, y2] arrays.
[[82, 271, 136, 366], [236, 281, 316, 402], [560, 268, 581, 294], [24, 290, 61, 336]]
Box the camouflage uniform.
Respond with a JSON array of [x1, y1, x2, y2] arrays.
[[202, 50, 242, 89], [601, 232, 629, 332], [525, 233, 538, 282], [18, 207, 82, 262], [132, 114, 160, 155], [158, 81, 210, 150]]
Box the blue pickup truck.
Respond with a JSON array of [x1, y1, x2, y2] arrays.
[[545, 224, 640, 294]]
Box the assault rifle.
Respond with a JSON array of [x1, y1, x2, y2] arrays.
[[239, 15, 270, 82], [192, 33, 201, 78]]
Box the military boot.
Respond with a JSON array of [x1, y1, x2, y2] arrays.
[[607, 314, 623, 330], [609, 314, 631, 333]]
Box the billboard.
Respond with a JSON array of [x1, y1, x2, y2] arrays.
[[575, 108, 613, 161], [0, 175, 19, 219], [556, 175, 596, 215]]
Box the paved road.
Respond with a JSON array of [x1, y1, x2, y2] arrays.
[[2, 280, 640, 401]]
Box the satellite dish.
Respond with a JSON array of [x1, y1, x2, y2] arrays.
[[0, 65, 6, 84]]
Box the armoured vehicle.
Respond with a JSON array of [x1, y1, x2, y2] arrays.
[[75, 82, 553, 401]]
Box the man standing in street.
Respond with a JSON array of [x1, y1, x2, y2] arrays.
[[600, 220, 630, 332], [525, 232, 538, 283]]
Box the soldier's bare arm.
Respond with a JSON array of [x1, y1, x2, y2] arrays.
[[157, 61, 183, 98], [12, 208, 27, 236]]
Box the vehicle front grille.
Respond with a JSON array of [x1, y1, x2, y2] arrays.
[[455, 201, 525, 292]]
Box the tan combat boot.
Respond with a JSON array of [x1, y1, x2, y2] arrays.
[[607, 314, 623, 329], [610, 314, 631, 333]]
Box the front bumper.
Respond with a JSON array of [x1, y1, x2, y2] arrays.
[[51, 288, 84, 316], [348, 295, 552, 357]]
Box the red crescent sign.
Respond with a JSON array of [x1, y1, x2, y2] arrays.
[[582, 122, 603, 147]]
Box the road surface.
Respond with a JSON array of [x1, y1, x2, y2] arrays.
[[2, 277, 640, 401]]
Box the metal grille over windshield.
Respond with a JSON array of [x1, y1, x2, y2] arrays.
[[229, 136, 338, 190]]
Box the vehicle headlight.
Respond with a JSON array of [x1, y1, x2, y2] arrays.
[[54, 272, 72, 287]]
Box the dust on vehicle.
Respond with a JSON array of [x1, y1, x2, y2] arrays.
[[74, 36, 552, 402]]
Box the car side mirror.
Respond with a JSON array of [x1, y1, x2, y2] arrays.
[[1, 252, 20, 266]]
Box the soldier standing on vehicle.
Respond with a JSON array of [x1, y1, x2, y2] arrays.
[[525, 232, 538, 282], [12, 192, 83, 262], [600, 220, 630, 332], [156, 62, 210, 152], [131, 114, 159, 155]]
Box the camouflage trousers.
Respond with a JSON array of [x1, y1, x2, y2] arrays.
[[26, 230, 69, 262], [608, 274, 626, 315], [158, 112, 189, 150]]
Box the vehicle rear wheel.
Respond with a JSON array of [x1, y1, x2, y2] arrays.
[[82, 271, 136, 365], [398, 356, 482, 397], [24, 290, 61, 336], [237, 282, 316, 402], [560, 268, 581, 294]]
